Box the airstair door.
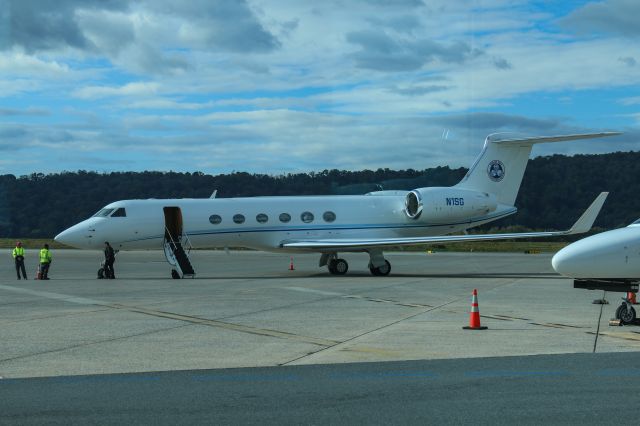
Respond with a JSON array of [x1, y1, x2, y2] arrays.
[[163, 207, 183, 243], [163, 207, 195, 278]]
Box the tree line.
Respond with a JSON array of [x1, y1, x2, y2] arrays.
[[0, 150, 638, 238]]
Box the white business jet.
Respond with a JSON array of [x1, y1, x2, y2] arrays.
[[552, 219, 640, 324], [55, 132, 618, 279]]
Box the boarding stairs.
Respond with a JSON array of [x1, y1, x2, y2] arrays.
[[164, 228, 195, 278]]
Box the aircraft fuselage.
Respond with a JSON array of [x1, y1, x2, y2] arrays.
[[55, 193, 516, 252]]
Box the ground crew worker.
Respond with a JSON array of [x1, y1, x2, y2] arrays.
[[104, 241, 115, 279], [12, 241, 27, 280], [39, 243, 52, 280]]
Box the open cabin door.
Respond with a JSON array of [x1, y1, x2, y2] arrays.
[[162, 207, 195, 279], [163, 207, 183, 243]]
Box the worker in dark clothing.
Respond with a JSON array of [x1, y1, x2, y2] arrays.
[[104, 241, 115, 279], [39, 243, 52, 280], [13, 241, 27, 280]]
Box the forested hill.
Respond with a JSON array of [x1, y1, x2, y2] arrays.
[[0, 150, 639, 238]]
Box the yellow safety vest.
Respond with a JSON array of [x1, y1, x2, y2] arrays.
[[13, 247, 25, 258], [39, 248, 52, 264]]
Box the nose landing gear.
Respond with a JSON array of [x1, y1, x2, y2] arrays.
[[615, 299, 637, 325]]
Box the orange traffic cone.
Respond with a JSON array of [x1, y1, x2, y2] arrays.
[[289, 257, 295, 271], [463, 289, 488, 330], [627, 292, 637, 305]]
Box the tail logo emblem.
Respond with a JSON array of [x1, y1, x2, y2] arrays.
[[487, 160, 505, 182]]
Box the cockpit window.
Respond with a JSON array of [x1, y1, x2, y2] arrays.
[[93, 208, 114, 217], [111, 208, 126, 217]]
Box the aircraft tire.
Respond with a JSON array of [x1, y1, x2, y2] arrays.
[[171, 269, 181, 279], [369, 260, 391, 276], [616, 303, 636, 325], [97, 268, 104, 279], [333, 259, 348, 275]]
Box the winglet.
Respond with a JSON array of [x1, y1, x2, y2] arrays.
[[566, 192, 608, 234]]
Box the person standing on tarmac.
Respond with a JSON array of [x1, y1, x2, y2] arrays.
[[39, 243, 52, 280], [104, 241, 115, 279], [12, 241, 27, 280]]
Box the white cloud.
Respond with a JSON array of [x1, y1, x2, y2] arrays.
[[72, 82, 161, 99], [124, 99, 215, 110], [0, 50, 72, 77], [619, 97, 640, 106]]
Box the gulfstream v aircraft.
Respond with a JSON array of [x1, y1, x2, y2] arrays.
[[55, 132, 618, 278]]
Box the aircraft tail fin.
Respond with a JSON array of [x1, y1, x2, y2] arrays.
[[455, 132, 620, 205]]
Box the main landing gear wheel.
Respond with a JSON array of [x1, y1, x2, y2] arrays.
[[615, 303, 636, 325], [171, 269, 181, 279], [369, 260, 391, 276], [328, 259, 348, 275]]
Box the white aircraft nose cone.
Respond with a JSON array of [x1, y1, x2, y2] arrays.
[[55, 224, 92, 248], [551, 248, 574, 276], [552, 234, 613, 279], [552, 243, 599, 278], [54, 228, 79, 247]]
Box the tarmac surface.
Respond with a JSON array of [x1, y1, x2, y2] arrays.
[[2, 352, 638, 425], [1, 249, 638, 379], [2, 249, 639, 423]]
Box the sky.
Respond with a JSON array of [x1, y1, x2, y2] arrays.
[[0, 0, 638, 176]]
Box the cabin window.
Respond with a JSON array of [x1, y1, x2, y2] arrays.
[[301, 211, 314, 223], [323, 211, 336, 222], [93, 208, 114, 217], [233, 214, 245, 224], [279, 213, 291, 223], [111, 208, 126, 217], [209, 214, 222, 225], [256, 213, 268, 223]]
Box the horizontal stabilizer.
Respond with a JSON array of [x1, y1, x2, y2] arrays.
[[490, 132, 621, 145], [281, 192, 608, 250]]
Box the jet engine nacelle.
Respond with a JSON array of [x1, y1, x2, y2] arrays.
[[404, 187, 497, 222]]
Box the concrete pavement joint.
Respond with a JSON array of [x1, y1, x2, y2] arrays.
[[107, 303, 338, 347], [0, 307, 112, 326], [279, 296, 466, 366], [0, 323, 192, 365], [285, 286, 433, 308], [0, 283, 338, 348]]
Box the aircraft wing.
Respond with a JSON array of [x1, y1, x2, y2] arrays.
[[281, 192, 608, 250]]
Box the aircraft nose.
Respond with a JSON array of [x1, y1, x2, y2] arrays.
[[551, 248, 574, 276], [552, 242, 600, 278], [55, 225, 92, 248]]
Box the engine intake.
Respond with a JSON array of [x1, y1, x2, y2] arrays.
[[404, 190, 423, 219]]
